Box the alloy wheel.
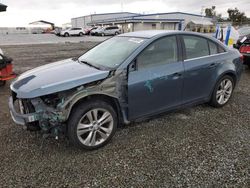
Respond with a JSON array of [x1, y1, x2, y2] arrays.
[[77, 108, 114, 147], [216, 78, 233, 105]]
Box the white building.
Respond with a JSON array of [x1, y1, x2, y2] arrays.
[[71, 12, 214, 33], [71, 12, 139, 29]]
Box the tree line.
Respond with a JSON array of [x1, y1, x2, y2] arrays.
[[205, 6, 249, 25]]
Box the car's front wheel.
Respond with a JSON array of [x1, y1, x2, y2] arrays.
[[64, 33, 69, 37], [68, 100, 117, 150], [210, 75, 234, 107]]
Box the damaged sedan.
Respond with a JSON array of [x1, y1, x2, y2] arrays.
[[9, 31, 243, 150]]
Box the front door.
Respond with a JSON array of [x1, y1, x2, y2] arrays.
[[128, 35, 184, 120]]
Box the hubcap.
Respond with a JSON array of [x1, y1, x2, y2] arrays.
[[77, 108, 113, 147], [216, 79, 233, 105]]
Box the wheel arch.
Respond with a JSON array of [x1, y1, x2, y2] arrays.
[[209, 70, 237, 99], [216, 71, 237, 88], [67, 94, 124, 127]]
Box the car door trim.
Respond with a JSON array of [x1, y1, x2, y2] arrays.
[[184, 52, 228, 62]]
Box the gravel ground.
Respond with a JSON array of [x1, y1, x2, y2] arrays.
[[0, 43, 249, 187]]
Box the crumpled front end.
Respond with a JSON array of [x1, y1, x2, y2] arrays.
[[9, 90, 68, 136], [8, 66, 128, 139]]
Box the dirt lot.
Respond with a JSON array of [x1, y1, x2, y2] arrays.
[[0, 43, 249, 187]]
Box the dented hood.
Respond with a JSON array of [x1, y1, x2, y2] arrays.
[[11, 58, 110, 99]]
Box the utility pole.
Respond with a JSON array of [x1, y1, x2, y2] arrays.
[[201, 6, 205, 16]]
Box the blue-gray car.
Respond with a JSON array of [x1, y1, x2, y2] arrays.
[[9, 30, 243, 150]]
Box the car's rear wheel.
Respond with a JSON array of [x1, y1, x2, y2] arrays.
[[210, 75, 234, 107], [79, 32, 84, 36], [115, 32, 119, 35], [64, 33, 69, 37], [68, 100, 117, 150], [101, 33, 105, 37]]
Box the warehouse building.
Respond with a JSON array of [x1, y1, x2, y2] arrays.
[[71, 12, 214, 33], [71, 12, 139, 29]]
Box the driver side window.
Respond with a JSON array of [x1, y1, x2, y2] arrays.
[[137, 36, 178, 70]]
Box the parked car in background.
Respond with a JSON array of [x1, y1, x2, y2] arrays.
[[235, 27, 250, 67], [60, 27, 85, 37], [9, 31, 243, 150], [239, 38, 250, 68], [53, 27, 62, 36], [84, 27, 98, 35], [90, 27, 103, 36], [91, 26, 121, 36], [0, 49, 16, 86], [235, 27, 250, 48]]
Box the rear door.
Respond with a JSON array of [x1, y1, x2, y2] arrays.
[[104, 27, 111, 35], [70, 28, 77, 35], [181, 35, 225, 103], [128, 35, 184, 120]]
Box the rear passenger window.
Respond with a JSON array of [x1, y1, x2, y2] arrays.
[[137, 36, 178, 69], [183, 35, 209, 59], [218, 45, 226, 53], [208, 41, 218, 55]]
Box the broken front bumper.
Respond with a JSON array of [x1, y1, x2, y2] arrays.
[[8, 96, 39, 126]]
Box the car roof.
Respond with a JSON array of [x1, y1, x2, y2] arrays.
[[119, 30, 209, 39]]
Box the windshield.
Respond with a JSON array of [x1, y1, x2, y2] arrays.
[[79, 36, 146, 69], [238, 27, 250, 36]]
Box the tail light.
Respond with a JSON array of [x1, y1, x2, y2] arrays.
[[240, 45, 250, 54]]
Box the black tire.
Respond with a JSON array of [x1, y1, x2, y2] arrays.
[[79, 32, 84, 36], [209, 75, 235, 108], [68, 100, 118, 150], [115, 32, 119, 35], [101, 33, 105, 37], [64, 33, 69, 37], [0, 80, 6, 86]]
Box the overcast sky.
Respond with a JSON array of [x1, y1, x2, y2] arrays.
[[0, 0, 250, 27]]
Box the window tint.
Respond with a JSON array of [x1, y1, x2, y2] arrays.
[[183, 35, 209, 59], [107, 26, 118, 30], [137, 36, 178, 69], [208, 41, 218, 55]]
